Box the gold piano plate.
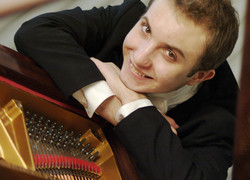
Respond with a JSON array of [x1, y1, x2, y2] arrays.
[[0, 99, 35, 170]]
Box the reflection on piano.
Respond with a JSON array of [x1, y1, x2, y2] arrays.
[[0, 44, 140, 180]]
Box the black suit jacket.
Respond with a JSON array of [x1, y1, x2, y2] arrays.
[[15, 0, 238, 179]]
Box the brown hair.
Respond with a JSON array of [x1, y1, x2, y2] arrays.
[[148, 0, 239, 75]]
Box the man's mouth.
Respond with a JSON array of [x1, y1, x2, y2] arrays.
[[130, 63, 152, 79]]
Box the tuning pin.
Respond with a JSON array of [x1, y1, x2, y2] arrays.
[[84, 147, 95, 157], [74, 138, 86, 149], [80, 143, 91, 153], [89, 151, 99, 161]]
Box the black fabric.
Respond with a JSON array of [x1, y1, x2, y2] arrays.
[[14, 0, 238, 179], [15, 0, 145, 96], [114, 104, 234, 179]]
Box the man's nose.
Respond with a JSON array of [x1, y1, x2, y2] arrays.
[[134, 41, 155, 67]]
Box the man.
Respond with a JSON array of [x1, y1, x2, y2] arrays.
[[14, 0, 239, 179]]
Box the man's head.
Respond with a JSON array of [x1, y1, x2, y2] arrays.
[[120, 0, 239, 93], [154, 0, 239, 75]]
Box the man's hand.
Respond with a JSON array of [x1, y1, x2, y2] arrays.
[[90, 57, 146, 105], [161, 113, 179, 135], [91, 57, 179, 134]]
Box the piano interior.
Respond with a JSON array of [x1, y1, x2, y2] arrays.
[[0, 44, 130, 179], [0, 76, 122, 180]]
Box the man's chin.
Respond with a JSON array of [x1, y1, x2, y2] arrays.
[[121, 78, 141, 92], [124, 83, 152, 93], [120, 75, 154, 93]]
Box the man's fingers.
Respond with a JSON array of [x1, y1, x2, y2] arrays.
[[161, 113, 179, 129], [171, 126, 178, 135], [160, 113, 179, 135]]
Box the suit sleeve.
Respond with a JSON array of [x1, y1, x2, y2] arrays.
[[14, 5, 121, 96], [114, 104, 234, 180]]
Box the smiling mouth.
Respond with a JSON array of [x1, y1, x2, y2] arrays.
[[130, 63, 152, 79]]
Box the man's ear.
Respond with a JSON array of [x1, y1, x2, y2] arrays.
[[187, 69, 215, 85]]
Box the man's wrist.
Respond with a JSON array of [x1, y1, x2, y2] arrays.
[[96, 96, 122, 126], [120, 90, 147, 105]]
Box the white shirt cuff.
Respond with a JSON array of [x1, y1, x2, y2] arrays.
[[115, 99, 153, 123], [73, 80, 114, 117]]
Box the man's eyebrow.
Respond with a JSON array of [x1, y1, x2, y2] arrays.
[[141, 15, 186, 60]]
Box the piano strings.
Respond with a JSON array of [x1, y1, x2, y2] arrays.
[[24, 109, 101, 180]]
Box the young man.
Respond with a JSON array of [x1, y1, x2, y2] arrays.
[[15, 0, 239, 179]]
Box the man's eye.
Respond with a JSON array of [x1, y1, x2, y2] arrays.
[[165, 49, 176, 60], [142, 25, 150, 34]]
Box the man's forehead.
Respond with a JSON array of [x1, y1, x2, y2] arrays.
[[143, 0, 208, 63]]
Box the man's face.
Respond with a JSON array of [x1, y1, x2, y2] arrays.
[[121, 0, 208, 93]]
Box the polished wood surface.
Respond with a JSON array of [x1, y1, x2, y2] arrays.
[[232, 1, 250, 180], [0, 45, 66, 102], [0, 44, 140, 180], [0, 44, 99, 121]]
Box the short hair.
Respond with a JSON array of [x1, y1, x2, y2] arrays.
[[148, 0, 239, 76]]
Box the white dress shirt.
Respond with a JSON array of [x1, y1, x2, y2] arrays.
[[73, 80, 200, 123]]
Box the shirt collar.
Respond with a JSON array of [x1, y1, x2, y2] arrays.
[[146, 83, 201, 114]]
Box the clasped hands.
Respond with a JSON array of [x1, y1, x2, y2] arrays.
[[90, 57, 178, 135]]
